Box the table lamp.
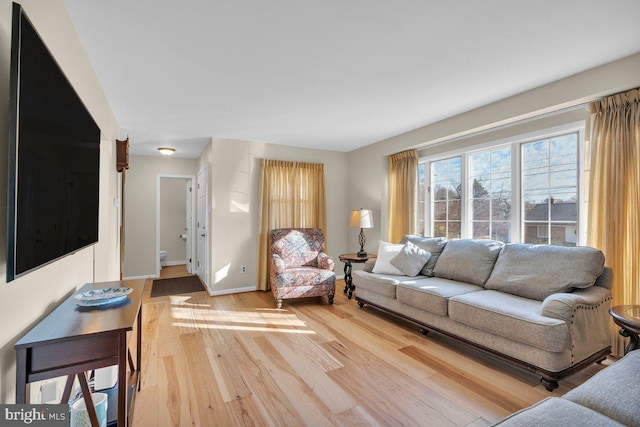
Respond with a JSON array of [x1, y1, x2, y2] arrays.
[[350, 209, 374, 257]]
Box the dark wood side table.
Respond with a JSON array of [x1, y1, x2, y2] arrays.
[[339, 253, 376, 299], [609, 305, 640, 354], [15, 279, 145, 427]]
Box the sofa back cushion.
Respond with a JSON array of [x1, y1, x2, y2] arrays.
[[400, 235, 448, 276], [484, 243, 605, 301], [433, 239, 503, 286]]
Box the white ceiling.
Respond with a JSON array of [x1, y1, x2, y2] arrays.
[[63, 0, 640, 158]]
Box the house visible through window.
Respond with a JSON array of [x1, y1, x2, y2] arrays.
[[418, 127, 582, 246]]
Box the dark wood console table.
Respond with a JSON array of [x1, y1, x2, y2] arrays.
[[15, 279, 145, 426]]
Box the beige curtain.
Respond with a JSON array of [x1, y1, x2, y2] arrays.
[[586, 88, 640, 357], [388, 150, 418, 243], [257, 160, 327, 290]]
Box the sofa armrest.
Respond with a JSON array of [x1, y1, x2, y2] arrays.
[[541, 286, 612, 362], [271, 254, 286, 274], [540, 286, 612, 322], [318, 252, 334, 271]]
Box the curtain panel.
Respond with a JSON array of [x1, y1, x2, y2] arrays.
[[586, 88, 640, 357], [257, 159, 327, 291], [388, 150, 418, 243]]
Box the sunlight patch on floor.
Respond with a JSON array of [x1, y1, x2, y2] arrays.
[[170, 321, 316, 334]]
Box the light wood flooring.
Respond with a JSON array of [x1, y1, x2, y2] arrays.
[[133, 270, 612, 426]]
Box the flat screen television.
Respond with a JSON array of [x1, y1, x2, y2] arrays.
[[6, 3, 101, 282]]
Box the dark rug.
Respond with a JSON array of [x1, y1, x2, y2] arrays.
[[151, 275, 205, 297]]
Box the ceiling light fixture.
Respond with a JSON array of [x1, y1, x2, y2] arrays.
[[158, 147, 175, 156]]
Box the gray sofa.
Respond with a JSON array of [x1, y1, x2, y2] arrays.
[[495, 349, 640, 426], [353, 236, 612, 390]]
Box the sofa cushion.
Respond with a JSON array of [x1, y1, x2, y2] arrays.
[[371, 241, 405, 275], [494, 397, 624, 426], [391, 241, 431, 277], [353, 270, 418, 299], [400, 236, 448, 276], [432, 239, 503, 286], [448, 290, 569, 352], [396, 277, 483, 316], [485, 243, 605, 301], [564, 350, 640, 427]]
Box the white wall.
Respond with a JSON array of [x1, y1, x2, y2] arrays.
[[0, 0, 120, 403], [160, 177, 188, 264], [347, 53, 640, 252], [123, 155, 198, 278], [197, 138, 349, 295]]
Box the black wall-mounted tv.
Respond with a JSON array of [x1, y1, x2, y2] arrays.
[[6, 3, 101, 282]]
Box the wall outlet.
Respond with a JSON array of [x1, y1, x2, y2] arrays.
[[240, 265, 247, 274], [40, 382, 58, 403]]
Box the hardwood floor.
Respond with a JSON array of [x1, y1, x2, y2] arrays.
[[132, 279, 612, 426]]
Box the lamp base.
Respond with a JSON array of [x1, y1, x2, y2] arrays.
[[356, 250, 367, 258]]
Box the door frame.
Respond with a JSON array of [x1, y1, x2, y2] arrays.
[[156, 174, 196, 278], [196, 167, 209, 287]]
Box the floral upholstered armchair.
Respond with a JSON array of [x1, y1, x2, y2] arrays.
[[269, 228, 336, 309]]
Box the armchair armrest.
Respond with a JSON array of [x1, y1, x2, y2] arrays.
[[540, 286, 612, 322], [317, 252, 334, 271], [271, 254, 286, 274]]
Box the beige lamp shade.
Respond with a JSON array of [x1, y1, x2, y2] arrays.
[[350, 209, 374, 257], [350, 209, 374, 229]]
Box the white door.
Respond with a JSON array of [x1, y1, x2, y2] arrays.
[[185, 179, 193, 274], [196, 168, 208, 285]]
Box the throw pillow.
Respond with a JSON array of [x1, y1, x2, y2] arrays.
[[371, 241, 406, 275], [390, 242, 431, 277], [399, 236, 448, 276]]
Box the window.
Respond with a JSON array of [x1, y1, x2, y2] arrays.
[[469, 146, 512, 242], [419, 126, 583, 246], [522, 133, 578, 246], [431, 157, 462, 239]]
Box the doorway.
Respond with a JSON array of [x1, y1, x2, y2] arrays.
[[156, 174, 196, 278]]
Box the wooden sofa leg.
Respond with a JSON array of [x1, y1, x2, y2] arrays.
[[540, 376, 559, 392], [276, 299, 283, 309], [328, 294, 334, 305]]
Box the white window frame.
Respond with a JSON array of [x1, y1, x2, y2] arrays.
[[419, 121, 586, 245]]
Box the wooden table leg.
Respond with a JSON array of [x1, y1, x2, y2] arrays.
[[118, 331, 127, 426], [15, 348, 27, 404], [61, 374, 76, 404], [78, 372, 99, 427]]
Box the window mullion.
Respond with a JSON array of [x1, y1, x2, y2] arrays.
[[511, 141, 521, 243], [461, 153, 469, 238]]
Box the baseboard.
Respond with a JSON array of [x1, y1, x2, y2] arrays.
[[161, 260, 187, 267], [123, 274, 156, 280], [207, 285, 256, 296]]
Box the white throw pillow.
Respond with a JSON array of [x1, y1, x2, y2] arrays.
[[372, 241, 406, 275]]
